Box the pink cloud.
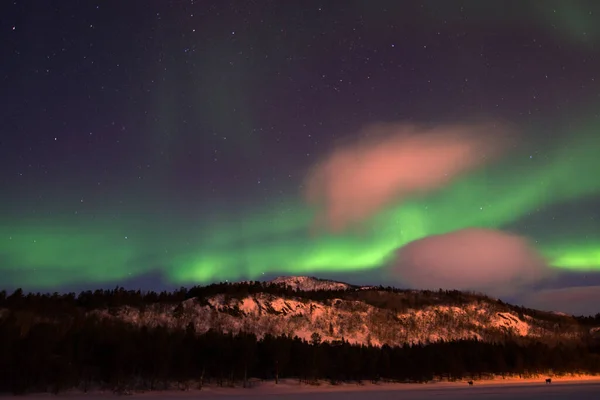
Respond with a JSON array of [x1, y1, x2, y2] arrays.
[[304, 121, 512, 232], [389, 228, 553, 297]]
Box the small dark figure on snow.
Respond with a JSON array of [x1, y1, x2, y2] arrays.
[[545, 378, 552, 384], [468, 380, 474, 386]]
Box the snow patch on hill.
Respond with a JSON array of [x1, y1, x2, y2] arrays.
[[492, 312, 530, 336], [268, 276, 353, 291]]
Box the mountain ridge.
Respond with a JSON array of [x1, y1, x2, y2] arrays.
[[2, 276, 599, 348], [95, 276, 600, 347]]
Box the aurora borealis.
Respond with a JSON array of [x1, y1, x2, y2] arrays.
[[1, 1, 600, 314], [3, 122, 599, 287]]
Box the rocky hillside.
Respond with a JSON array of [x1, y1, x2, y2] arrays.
[[88, 276, 594, 347]]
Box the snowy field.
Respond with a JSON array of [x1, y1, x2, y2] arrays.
[[9, 381, 600, 400]]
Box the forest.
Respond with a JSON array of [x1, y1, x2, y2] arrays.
[[1, 283, 600, 394]]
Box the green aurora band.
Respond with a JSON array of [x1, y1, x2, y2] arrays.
[[1, 118, 600, 289]]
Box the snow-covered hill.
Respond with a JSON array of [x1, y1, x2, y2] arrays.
[[95, 277, 591, 347], [268, 276, 353, 291]]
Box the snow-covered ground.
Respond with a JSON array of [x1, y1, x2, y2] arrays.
[[198, 382, 599, 399], [8, 377, 600, 400], [9, 383, 600, 400]]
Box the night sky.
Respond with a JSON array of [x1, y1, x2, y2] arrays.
[[2, 1, 600, 315]]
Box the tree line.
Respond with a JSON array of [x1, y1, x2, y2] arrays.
[[1, 310, 600, 395]]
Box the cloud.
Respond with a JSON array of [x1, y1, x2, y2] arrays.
[[389, 228, 553, 297], [517, 286, 600, 316], [304, 121, 512, 232]]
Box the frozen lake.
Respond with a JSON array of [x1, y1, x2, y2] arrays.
[[193, 382, 600, 399], [11, 381, 600, 400], [199, 382, 599, 399]]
